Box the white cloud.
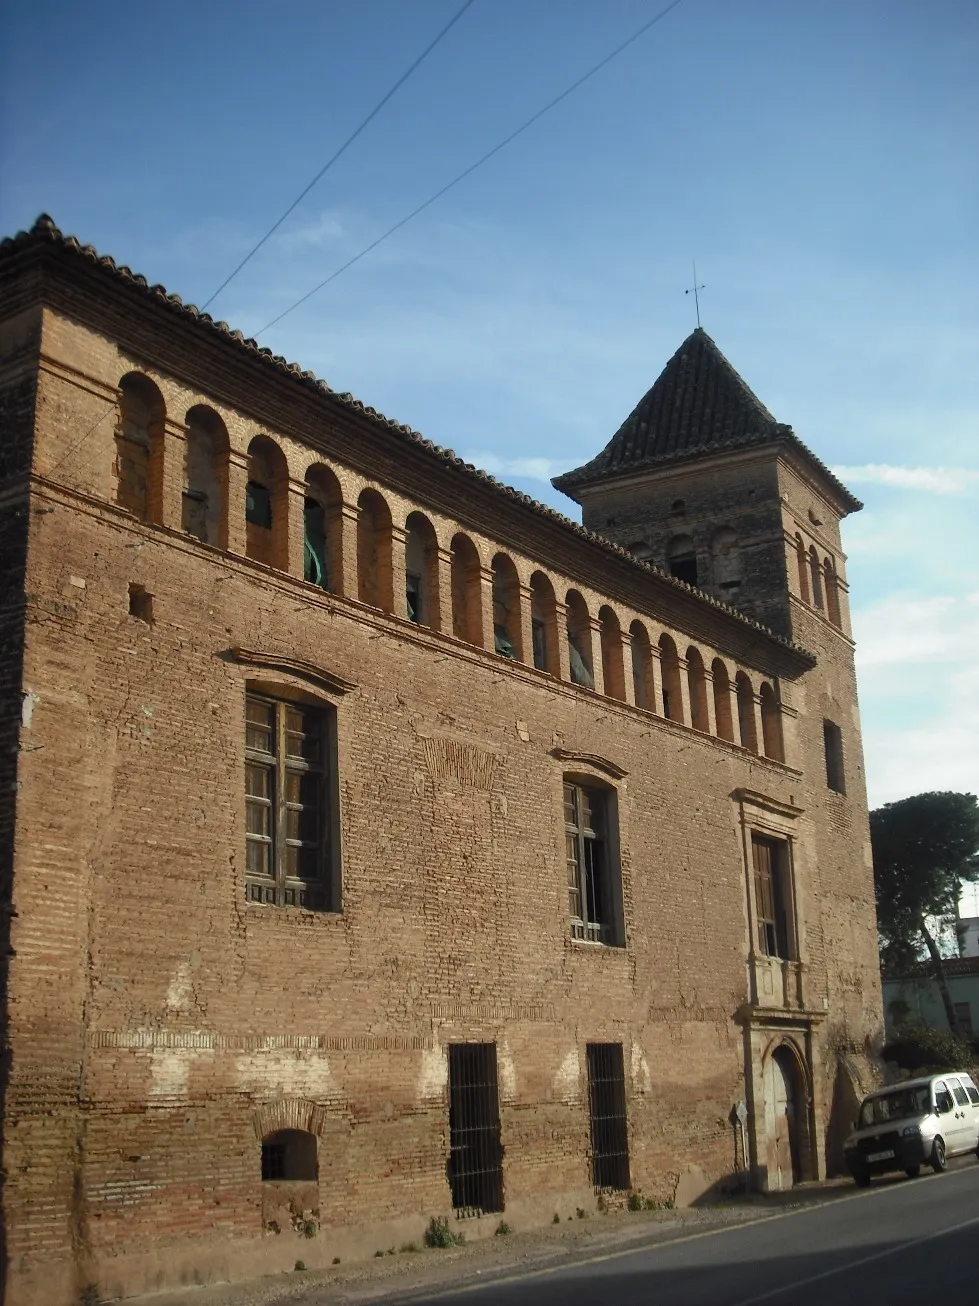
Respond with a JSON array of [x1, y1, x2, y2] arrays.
[[273, 210, 344, 250], [832, 463, 979, 494], [854, 592, 979, 667]]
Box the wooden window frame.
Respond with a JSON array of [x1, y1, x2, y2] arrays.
[[564, 780, 624, 947], [244, 691, 340, 912], [751, 834, 794, 960]]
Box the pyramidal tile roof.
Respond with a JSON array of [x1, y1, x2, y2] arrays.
[[553, 328, 861, 511]]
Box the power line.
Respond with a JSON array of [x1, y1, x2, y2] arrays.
[[257, 0, 686, 336], [201, 0, 478, 312]]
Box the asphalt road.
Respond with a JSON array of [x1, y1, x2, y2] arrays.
[[398, 1163, 979, 1306]]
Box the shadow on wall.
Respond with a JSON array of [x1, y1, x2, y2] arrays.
[[825, 1059, 864, 1177]]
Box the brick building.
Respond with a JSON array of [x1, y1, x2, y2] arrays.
[[0, 216, 882, 1305]]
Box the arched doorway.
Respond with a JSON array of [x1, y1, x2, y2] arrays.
[[763, 1045, 806, 1190]]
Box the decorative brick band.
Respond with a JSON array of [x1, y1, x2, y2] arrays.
[[432, 1003, 555, 1022], [91, 1030, 431, 1051]]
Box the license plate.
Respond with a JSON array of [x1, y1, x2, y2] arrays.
[[867, 1150, 894, 1162]]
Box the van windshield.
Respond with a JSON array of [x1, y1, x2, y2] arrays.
[[859, 1086, 930, 1128]]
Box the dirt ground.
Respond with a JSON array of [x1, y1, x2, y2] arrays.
[[120, 1177, 864, 1306]]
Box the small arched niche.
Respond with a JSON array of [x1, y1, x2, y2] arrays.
[[530, 571, 559, 674], [629, 621, 653, 710], [183, 405, 228, 545], [357, 488, 394, 611], [823, 557, 841, 627], [116, 372, 165, 521], [246, 435, 289, 568], [686, 646, 709, 732], [566, 591, 594, 689], [598, 607, 625, 701], [491, 553, 521, 659], [666, 534, 698, 587], [760, 682, 784, 761], [450, 532, 483, 646], [736, 672, 758, 752], [808, 546, 824, 610], [405, 511, 439, 628], [304, 464, 342, 591], [711, 658, 734, 742], [795, 534, 810, 604], [261, 1129, 319, 1182], [658, 634, 683, 721]]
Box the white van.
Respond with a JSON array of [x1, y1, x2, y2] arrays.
[[844, 1071, 979, 1185]]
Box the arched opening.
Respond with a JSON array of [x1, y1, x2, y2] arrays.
[[763, 1045, 810, 1190], [823, 557, 841, 627], [666, 534, 698, 587], [599, 606, 625, 701], [629, 621, 653, 710], [530, 571, 559, 674], [491, 553, 521, 659], [260, 1129, 319, 1182], [736, 672, 758, 752], [686, 647, 709, 732], [627, 540, 654, 563], [759, 682, 783, 761], [795, 535, 810, 604], [246, 435, 289, 568], [450, 533, 482, 646], [658, 634, 683, 721], [357, 488, 394, 611], [808, 546, 824, 610], [566, 591, 594, 688], [405, 512, 439, 628], [670, 498, 686, 517], [304, 464, 342, 591], [710, 526, 742, 594], [183, 405, 228, 545], [711, 658, 734, 742], [115, 372, 165, 521]]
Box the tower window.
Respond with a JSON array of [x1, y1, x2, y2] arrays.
[[666, 534, 698, 586], [823, 720, 845, 794]]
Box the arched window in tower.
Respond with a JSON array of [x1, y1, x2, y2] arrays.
[[658, 634, 683, 721], [736, 672, 758, 752], [404, 512, 439, 627], [808, 546, 824, 610], [566, 591, 594, 689], [759, 682, 783, 761], [710, 527, 742, 593], [530, 571, 559, 674], [711, 659, 734, 742], [795, 534, 810, 603], [823, 556, 841, 627], [183, 405, 228, 545], [599, 606, 625, 701], [115, 373, 165, 521], [492, 553, 521, 658], [666, 534, 698, 587], [357, 489, 394, 612], [686, 647, 709, 732], [630, 621, 653, 710]]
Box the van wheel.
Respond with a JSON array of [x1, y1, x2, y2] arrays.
[[853, 1169, 871, 1188], [904, 1166, 920, 1179], [930, 1138, 947, 1174]]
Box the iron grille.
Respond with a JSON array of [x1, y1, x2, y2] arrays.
[[586, 1042, 630, 1191], [447, 1043, 504, 1215]]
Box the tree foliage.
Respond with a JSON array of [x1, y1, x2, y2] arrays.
[[871, 791, 979, 1032]]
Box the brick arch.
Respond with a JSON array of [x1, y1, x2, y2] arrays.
[[252, 1098, 329, 1142]]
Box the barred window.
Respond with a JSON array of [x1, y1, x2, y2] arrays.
[[245, 693, 337, 912], [564, 781, 623, 946]]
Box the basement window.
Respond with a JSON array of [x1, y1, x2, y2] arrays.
[[447, 1043, 504, 1214], [261, 1130, 318, 1182], [586, 1043, 630, 1191]]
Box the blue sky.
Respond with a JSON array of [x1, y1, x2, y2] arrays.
[[2, 0, 977, 809]]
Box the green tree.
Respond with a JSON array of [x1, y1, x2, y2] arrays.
[[871, 791, 979, 1034]]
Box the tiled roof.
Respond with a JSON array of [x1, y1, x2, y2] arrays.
[[553, 328, 862, 512], [0, 215, 818, 666], [888, 956, 979, 980]]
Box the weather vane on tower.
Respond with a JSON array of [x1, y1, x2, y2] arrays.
[[685, 261, 706, 328]]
